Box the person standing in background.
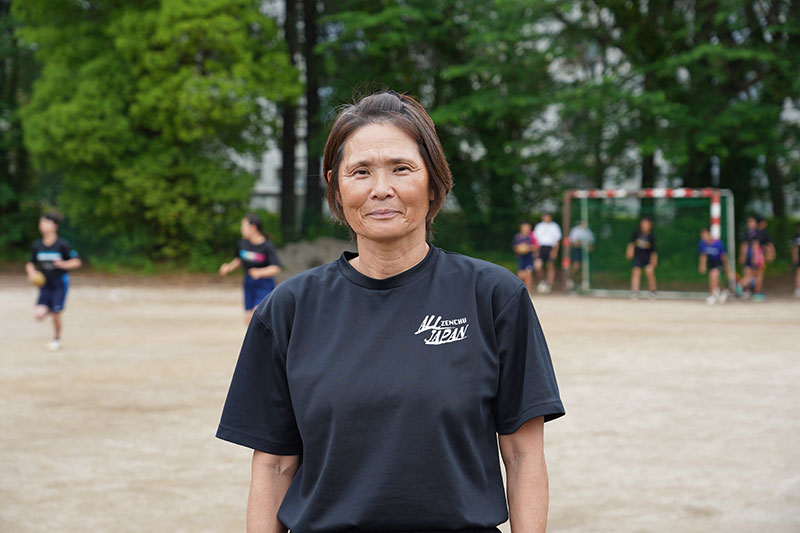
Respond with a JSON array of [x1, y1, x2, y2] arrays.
[[626, 217, 657, 299], [533, 212, 562, 293], [512, 222, 537, 295], [567, 221, 594, 290], [25, 212, 82, 350], [792, 223, 800, 298], [697, 228, 730, 305]]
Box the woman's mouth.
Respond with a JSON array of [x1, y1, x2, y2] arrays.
[[367, 209, 400, 219]]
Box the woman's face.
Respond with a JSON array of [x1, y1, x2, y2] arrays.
[[240, 219, 252, 239], [335, 123, 431, 245]]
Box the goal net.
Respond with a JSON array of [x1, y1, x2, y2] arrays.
[[562, 188, 735, 298]]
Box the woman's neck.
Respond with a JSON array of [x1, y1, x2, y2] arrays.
[[42, 233, 58, 246], [350, 237, 429, 280], [249, 233, 266, 245]]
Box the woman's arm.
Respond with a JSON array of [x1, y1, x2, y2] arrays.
[[499, 416, 548, 533], [247, 450, 300, 533], [220, 257, 243, 276], [54, 258, 82, 270], [248, 265, 282, 280]]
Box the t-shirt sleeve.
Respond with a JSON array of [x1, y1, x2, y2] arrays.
[[264, 241, 282, 267], [493, 287, 565, 434], [216, 314, 302, 455], [30, 243, 37, 265], [60, 239, 79, 259]]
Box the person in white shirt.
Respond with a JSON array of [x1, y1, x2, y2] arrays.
[[533, 212, 562, 293]]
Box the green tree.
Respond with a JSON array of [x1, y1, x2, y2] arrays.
[[321, 0, 557, 249], [14, 0, 300, 263], [0, 0, 39, 254], [550, 0, 800, 227]]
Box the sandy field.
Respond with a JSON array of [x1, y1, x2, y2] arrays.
[[1, 276, 798, 532]]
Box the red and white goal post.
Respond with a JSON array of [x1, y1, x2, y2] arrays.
[[560, 188, 736, 298]]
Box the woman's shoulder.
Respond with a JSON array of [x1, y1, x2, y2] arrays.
[[271, 260, 340, 297], [253, 261, 339, 325], [435, 248, 525, 295]]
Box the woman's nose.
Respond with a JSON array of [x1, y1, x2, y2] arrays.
[[370, 169, 395, 199]]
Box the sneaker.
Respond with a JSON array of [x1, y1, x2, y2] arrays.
[[536, 281, 548, 293], [47, 339, 61, 351], [648, 291, 657, 300], [706, 294, 718, 305], [718, 290, 729, 304], [752, 293, 766, 302], [735, 284, 743, 297], [794, 288, 800, 299], [630, 291, 640, 300], [541, 283, 552, 294]]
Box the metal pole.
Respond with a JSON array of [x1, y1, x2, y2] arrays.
[[724, 189, 736, 292], [562, 191, 572, 292], [581, 195, 590, 292]]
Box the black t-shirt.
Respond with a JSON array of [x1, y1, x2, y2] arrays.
[[217, 245, 564, 531], [631, 229, 656, 262], [758, 228, 772, 246], [30, 238, 79, 281], [237, 238, 281, 272]]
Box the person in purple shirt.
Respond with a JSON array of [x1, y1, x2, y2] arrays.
[[697, 228, 729, 305]]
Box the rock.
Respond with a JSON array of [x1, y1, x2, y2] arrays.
[[276, 237, 355, 281]]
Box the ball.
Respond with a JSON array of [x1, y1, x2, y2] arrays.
[[29, 271, 46, 287]]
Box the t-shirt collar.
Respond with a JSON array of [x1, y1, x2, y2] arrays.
[[337, 244, 439, 290]]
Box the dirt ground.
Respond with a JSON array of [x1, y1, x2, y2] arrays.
[[1, 275, 798, 532]]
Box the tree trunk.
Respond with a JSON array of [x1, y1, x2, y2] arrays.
[[765, 159, 785, 218], [302, 0, 323, 234], [280, 0, 299, 237]]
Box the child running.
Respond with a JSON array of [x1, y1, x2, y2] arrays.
[[219, 214, 282, 323], [512, 222, 537, 295], [25, 212, 82, 350], [697, 228, 730, 305], [626, 217, 657, 299]]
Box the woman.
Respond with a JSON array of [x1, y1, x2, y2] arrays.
[[219, 214, 282, 323], [217, 92, 564, 532]]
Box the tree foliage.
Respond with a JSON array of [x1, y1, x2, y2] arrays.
[[319, 0, 800, 251], [0, 0, 39, 254], [321, 0, 558, 247], [13, 0, 300, 262]]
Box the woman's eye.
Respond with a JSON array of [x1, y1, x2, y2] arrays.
[[354, 169, 369, 176], [395, 165, 410, 172]]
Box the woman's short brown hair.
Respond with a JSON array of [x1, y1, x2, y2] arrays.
[[322, 91, 453, 240]]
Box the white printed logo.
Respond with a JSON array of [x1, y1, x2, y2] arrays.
[[414, 315, 469, 345]]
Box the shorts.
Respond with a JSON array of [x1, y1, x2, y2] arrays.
[[538, 245, 554, 262], [632, 255, 653, 268], [517, 254, 534, 272], [570, 247, 584, 263], [243, 275, 275, 310], [37, 274, 69, 312], [708, 262, 723, 272]]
